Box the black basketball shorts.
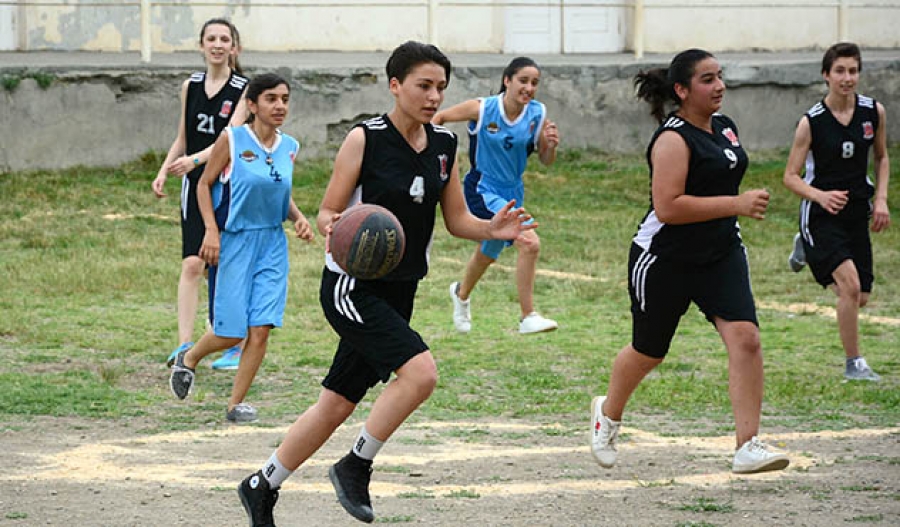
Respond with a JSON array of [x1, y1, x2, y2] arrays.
[[799, 199, 873, 292], [628, 243, 759, 359], [319, 268, 429, 404]]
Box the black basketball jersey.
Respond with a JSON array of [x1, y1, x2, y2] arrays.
[[634, 113, 749, 264], [804, 94, 879, 200], [352, 114, 457, 281], [184, 70, 248, 177]]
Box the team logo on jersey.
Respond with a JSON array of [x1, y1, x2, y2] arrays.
[[529, 120, 537, 134], [219, 100, 234, 119], [862, 121, 874, 140], [438, 154, 449, 181], [486, 122, 500, 133], [721, 127, 740, 147], [240, 150, 258, 163]]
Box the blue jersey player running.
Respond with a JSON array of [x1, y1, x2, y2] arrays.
[[168, 73, 315, 424], [434, 57, 561, 335]]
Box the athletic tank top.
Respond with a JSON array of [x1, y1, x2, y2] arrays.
[[804, 94, 879, 201], [184, 70, 248, 179], [219, 124, 298, 232], [325, 114, 457, 281], [634, 113, 749, 264], [466, 95, 546, 196]]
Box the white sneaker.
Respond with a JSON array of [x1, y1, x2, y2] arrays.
[[732, 436, 790, 474], [449, 282, 471, 333], [590, 396, 620, 468], [519, 312, 558, 334]]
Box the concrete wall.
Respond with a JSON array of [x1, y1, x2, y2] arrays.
[[0, 54, 898, 172], [8, 1, 900, 53]]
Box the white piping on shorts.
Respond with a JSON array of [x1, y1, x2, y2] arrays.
[[631, 250, 657, 313], [334, 274, 363, 323]]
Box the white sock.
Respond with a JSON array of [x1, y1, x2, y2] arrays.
[[261, 451, 292, 489], [352, 426, 384, 461]]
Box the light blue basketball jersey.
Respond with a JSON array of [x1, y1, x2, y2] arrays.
[[467, 95, 546, 199], [221, 124, 298, 232]]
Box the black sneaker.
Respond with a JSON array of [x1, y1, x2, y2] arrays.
[[169, 349, 195, 400], [238, 470, 279, 527], [329, 453, 375, 523]]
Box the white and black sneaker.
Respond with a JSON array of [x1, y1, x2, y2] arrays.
[[238, 470, 279, 527], [788, 233, 807, 272], [845, 357, 881, 382], [169, 349, 195, 400], [329, 452, 375, 523]]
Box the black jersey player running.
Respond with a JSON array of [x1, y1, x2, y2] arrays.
[[783, 42, 890, 382], [589, 49, 789, 475], [236, 41, 536, 526], [153, 18, 248, 371]]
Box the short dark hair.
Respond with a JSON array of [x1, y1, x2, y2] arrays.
[[633, 48, 715, 123], [385, 41, 452, 86], [822, 42, 862, 74], [245, 73, 290, 123], [498, 56, 540, 93]]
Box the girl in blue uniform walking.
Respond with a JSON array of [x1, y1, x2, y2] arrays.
[[434, 57, 560, 335], [168, 73, 314, 423]]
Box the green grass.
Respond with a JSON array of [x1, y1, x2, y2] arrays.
[[0, 146, 898, 435]]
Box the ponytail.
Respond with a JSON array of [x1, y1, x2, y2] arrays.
[[634, 49, 714, 124], [633, 68, 676, 124]]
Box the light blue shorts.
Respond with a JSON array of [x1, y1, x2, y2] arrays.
[[212, 227, 288, 338]]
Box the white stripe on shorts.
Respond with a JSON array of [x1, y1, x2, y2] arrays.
[[335, 274, 363, 323], [799, 199, 814, 247], [631, 250, 657, 313]]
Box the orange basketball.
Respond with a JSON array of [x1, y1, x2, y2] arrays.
[[330, 204, 406, 280]]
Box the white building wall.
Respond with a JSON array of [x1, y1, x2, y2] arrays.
[[5, 1, 900, 54]]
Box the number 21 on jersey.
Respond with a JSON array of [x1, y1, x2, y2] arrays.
[[197, 113, 216, 135]]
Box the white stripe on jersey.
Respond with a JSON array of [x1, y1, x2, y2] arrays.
[[229, 76, 248, 90], [334, 274, 363, 323], [631, 250, 657, 313], [663, 116, 684, 129], [858, 95, 874, 109], [633, 210, 663, 251], [363, 116, 387, 130], [432, 124, 455, 137], [803, 150, 816, 185], [807, 102, 825, 118], [189, 72, 205, 83]]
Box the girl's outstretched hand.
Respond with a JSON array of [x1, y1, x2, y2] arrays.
[[489, 200, 538, 241]]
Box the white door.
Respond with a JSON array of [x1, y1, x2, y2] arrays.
[[563, 0, 626, 53], [0, 5, 16, 50], [505, 0, 626, 54], [503, 0, 562, 54]]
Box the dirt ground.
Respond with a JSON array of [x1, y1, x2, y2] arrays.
[[1, 416, 897, 527]]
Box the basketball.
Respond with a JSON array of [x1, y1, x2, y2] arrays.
[[330, 204, 406, 280]]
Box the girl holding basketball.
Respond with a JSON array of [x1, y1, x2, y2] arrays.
[[168, 73, 315, 424], [236, 41, 535, 526], [153, 18, 248, 371], [783, 42, 890, 382], [589, 49, 789, 475], [434, 57, 560, 335]]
